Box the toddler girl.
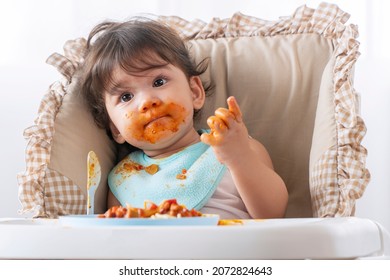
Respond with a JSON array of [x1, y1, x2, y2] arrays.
[[80, 18, 288, 219]]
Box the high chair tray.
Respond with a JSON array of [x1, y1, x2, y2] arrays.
[[0, 217, 389, 259], [58, 214, 220, 226]]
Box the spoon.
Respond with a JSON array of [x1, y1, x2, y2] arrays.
[[86, 151, 101, 215]]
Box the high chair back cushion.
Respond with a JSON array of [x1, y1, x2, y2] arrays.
[[17, 2, 370, 218]]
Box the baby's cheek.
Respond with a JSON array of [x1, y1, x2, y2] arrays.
[[122, 112, 145, 142]]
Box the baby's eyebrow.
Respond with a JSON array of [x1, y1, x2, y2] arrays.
[[107, 83, 127, 95], [136, 64, 171, 75]]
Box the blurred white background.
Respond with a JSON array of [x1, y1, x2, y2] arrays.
[[0, 0, 389, 232]]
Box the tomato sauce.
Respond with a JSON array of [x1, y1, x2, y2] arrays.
[[125, 102, 187, 143]]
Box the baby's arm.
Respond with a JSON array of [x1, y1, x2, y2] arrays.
[[201, 96, 288, 218]]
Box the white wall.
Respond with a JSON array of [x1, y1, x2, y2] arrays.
[[1, 0, 389, 232]]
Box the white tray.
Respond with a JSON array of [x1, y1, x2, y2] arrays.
[[0, 217, 389, 259]]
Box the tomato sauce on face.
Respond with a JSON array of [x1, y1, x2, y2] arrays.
[[125, 102, 187, 143]]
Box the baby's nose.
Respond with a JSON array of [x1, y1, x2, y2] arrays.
[[139, 97, 162, 113]]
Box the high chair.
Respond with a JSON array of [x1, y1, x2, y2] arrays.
[[1, 2, 389, 259]]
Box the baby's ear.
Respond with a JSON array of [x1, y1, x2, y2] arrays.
[[109, 122, 126, 144], [190, 76, 205, 110]]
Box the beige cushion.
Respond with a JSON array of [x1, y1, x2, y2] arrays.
[[189, 34, 333, 217], [17, 3, 370, 218]]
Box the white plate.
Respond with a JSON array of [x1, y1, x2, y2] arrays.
[[59, 214, 219, 227]]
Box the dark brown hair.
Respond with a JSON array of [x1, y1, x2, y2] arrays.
[[80, 18, 210, 133]]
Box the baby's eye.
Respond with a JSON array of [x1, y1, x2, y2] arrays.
[[120, 92, 134, 103], [153, 78, 167, 88]]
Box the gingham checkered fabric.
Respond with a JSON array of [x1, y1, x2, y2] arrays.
[[158, 3, 351, 40], [17, 39, 87, 218], [17, 2, 369, 218]]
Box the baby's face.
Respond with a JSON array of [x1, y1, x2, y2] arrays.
[[104, 63, 201, 152]]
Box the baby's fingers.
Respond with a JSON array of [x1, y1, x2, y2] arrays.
[[200, 131, 215, 146], [227, 96, 242, 122], [202, 116, 227, 146], [207, 116, 227, 134], [214, 108, 234, 128]]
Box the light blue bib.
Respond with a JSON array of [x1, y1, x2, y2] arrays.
[[108, 141, 226, 210]]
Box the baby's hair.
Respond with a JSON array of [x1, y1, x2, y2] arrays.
[[80, 17, 211, 133]]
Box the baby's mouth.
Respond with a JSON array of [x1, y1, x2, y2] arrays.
[[144, 115, 170, 128], [127, 102, 186, 144]]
